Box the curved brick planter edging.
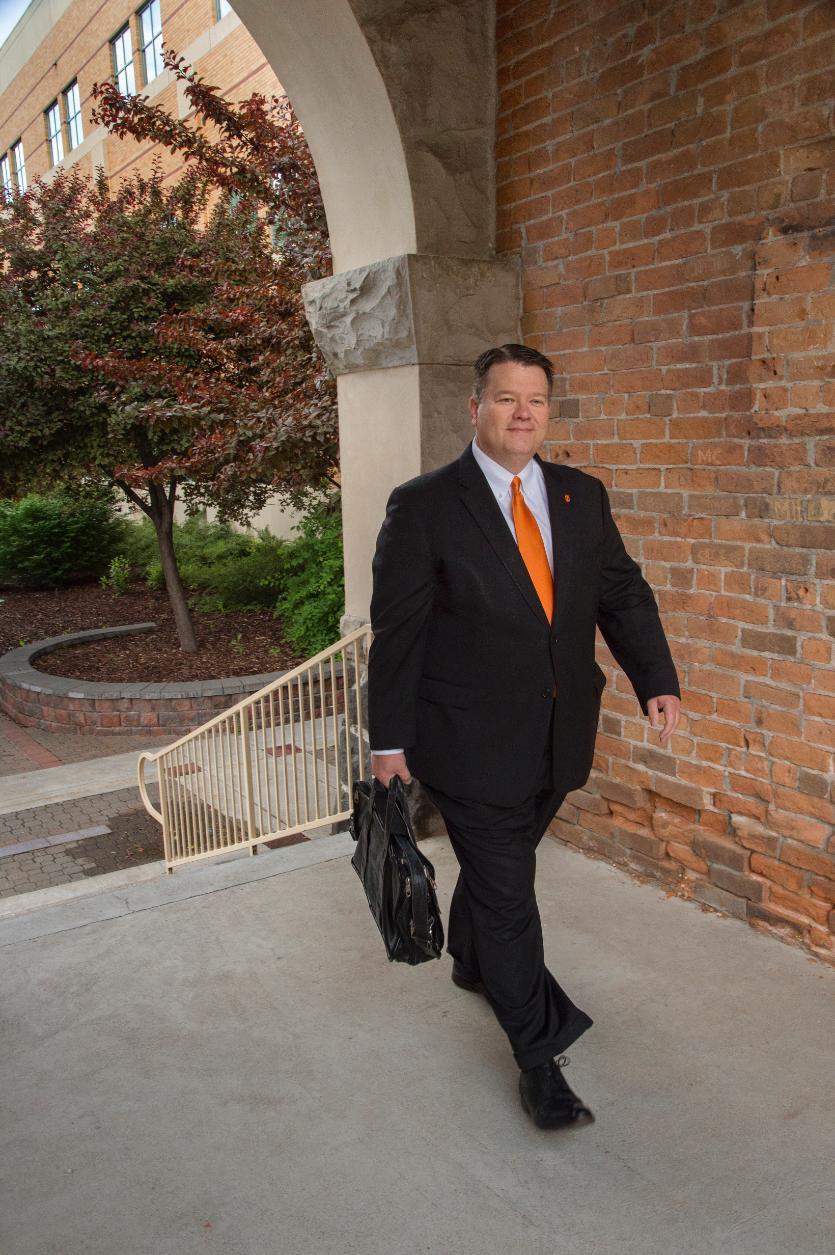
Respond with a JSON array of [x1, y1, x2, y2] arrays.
[[0, 623, 284, 736]]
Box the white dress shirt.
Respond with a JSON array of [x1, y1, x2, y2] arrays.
[[373, 439, 555, 755]]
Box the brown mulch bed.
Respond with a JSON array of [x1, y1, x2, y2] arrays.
[[0, 582, 304, 682]]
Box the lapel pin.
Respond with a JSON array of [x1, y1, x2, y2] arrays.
[[564, 494, 571, 503]]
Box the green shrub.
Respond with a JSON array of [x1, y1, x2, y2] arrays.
[[117, 508, 343, 655], [100, 555, 132, 594], [116, 517, 159, 573], [275, 497, 344, 656], [145, 558, 164, 590], [174, 516, 253, 588], [0, 492, 123, 589], [123, 515, 285, 610], [189, 530, 286, 612], [117, 515, 252, 587]]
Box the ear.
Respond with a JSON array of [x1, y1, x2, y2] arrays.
[[468, 395, 479, 426]]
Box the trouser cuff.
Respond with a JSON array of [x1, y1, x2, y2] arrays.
[[514, 1008, 594, 1072]]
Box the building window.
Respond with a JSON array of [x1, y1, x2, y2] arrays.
[[11, 140, 26, 193], [112, 24, 136, 96], [45, 100, 65, 166], [64, 80, 84, 150], [138, 1, 163, 83], [216, 0, 233, 19], [0, 153, 12, 201]]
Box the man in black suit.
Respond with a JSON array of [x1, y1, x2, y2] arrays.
[[368, 343, 681, 1130]]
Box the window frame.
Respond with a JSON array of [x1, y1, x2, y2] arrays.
[[63, 79, 84, 151], [11, 139, 26, 193], [137, 0, 164, 84], [111, 23, 137, 97], [0, 153, 13, 201], [45, 99, 65, 167]]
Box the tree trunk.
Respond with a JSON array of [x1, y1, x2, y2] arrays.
[[148, 483, 198, 654]]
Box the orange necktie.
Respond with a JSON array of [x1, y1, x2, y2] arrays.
[[511, 475, 553, 622]]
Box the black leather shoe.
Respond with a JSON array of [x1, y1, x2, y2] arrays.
[[450, 960, 486, 996], [519, 1055, 595, 1130]]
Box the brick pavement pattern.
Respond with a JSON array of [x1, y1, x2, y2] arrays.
[[0, 785, 160, 850], [0, 683, 167, 899], [0, 797, 163, 897], [0, 846, 91, 897], [0, 713, 161, 778], [0, 714, 50, 776]]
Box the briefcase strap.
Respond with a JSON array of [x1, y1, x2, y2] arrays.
[[404, 841, 433, 947], [384, 779, 436, 949]]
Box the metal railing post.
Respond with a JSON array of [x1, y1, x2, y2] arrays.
[[239, 703, 259, 854]]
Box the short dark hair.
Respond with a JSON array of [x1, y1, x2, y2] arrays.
[[472, 343, 554, 402]]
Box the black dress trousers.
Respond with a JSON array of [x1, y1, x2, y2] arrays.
[[424, 733, 593, 1072]]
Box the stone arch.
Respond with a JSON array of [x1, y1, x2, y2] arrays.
[[232, 0, 519, 620]]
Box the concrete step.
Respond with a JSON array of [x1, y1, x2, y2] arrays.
[[0, 828, 355, 945]]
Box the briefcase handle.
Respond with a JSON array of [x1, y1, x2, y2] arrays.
[[382, 775, 416, 843]]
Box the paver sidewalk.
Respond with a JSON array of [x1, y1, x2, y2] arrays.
[[0, 711, 163, 778], [0, 712, 169, 896]]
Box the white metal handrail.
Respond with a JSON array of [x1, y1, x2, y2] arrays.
[[137, 625, 372, 872]]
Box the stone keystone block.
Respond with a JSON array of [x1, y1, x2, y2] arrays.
[[303, 253, 520, 374]]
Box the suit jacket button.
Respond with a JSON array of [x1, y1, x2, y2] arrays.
[[541, 688, 550, 698]]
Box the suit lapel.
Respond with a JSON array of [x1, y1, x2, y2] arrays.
[[458, 447, 550, 626], [540, 456, 576, 630]]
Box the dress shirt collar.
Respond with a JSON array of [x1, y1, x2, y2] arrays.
[[471, 437, 541, 499]]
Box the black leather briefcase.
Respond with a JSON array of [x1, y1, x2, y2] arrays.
[[349, 775, 444, 965]]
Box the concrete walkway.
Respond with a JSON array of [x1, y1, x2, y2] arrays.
[[1, 833, 832, 1255], [0, 748, 157, 815]]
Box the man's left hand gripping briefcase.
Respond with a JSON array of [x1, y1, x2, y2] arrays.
[[349, 775, 444, 965]]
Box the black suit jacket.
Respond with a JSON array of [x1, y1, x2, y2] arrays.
[[368, 445, 680, 807]]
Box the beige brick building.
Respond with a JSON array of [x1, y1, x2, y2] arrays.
[[0, 0, 281, 192]]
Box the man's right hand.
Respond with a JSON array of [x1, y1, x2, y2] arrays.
[[371, 752, 413, 788]]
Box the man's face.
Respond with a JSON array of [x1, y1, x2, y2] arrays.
[[469, 360, 551, 473]]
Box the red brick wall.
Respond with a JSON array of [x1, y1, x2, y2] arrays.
[[495, 0, 834, 963]]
